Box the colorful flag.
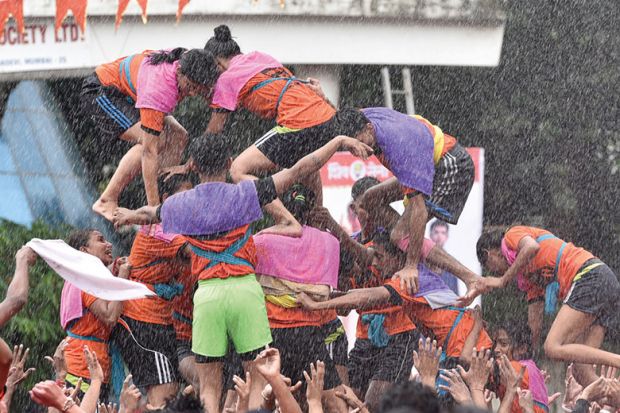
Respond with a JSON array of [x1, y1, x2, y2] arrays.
[[116, 0, 148, 29], [0, 0, 24, 34], [176, 0, 189, 23], [55, 0, 87, 34]]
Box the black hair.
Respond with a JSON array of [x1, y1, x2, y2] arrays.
[[154, 393, 202, 413], [379, 382, 439, 413], [495, 319, 533, 359], [149, 48, 220, 87], [372, 229, 405, 259], [333, 107, 372, 138], [67, 228, 97, 250], [281, 184, 316, 225], [157, 173, 194, 200], [430, 219, 449, 232], [476, 226, 507, 266], [351, 176, 380, 200], [188, 133, 232, 176], [204, 24, 241, 59]]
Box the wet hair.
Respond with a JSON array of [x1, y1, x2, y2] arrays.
[[430, 219, 449, 232], [149, 48, 220, 86], [334, 107, 371, 138], [476, 226, 507, 266], [188, 133, 232, 176], [67, 228, 97, 250], [372, 229, 405, 259], [204, 24, 241, 58], [351, 176, 380, 200], [281, 184, 316, 225], [379, 381, 439, 413], [157, 173, 194, 200], [155, 393, 202, 413], [496, 319, 533, 359]]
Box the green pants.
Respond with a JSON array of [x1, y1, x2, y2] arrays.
[[192, 274, 272, 357]]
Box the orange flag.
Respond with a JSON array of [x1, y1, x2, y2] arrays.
[[0, 0, 24, 34], [176, 0, 189, 23], [116, 0, 148, 29], [55, 0, 88, 34]]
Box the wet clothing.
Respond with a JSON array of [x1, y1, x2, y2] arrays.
[[65, 292, 112, 383], [496, 360, 549, 413], [322, 318, 349, 366], [348, 331, 418, 395]]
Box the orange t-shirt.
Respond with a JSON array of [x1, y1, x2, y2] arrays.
[[385, 279, 492, 357], [187, 225, 256, 281], [266, 302, 338, 329], [172, 270, 198, 341], [123, 229, 188, 325], [237, 67, 336, 129], [504, 226, 595, 301], [95, 51, 165, 133], [349, 238, 415, 339], [65, 292, 112, 383]]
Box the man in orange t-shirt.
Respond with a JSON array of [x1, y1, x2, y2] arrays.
[[111, 174, 192, 409], [63, 229, 129, 401], [476, 225, 620, 385]]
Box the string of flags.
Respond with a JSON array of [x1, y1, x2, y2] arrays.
[[0, 0, 217, 35]]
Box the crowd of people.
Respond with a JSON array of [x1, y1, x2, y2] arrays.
[[0, 24, 618, 413]]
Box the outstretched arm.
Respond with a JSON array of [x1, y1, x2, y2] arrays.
[[271, 136, 373, 196], [297, 287, 391, 312], [0, 246, 37, 328], [205, 111, 230, 134], [498, 236, 540, 288], [113, 206, 160, 228]]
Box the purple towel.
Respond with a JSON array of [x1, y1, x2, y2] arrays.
[[161, 180, 263, 236], [362, 108, 435, 195], [416, 263, 451, 297]]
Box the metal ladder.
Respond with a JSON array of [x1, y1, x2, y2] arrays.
[[381, 67, 415, 114]]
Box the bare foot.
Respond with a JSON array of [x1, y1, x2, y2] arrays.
[[92, 198, 118, 222]]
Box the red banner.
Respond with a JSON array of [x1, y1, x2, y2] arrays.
[[116, 0, 148, 29], [176, 0, 189, 23], [320, 153, 392, 187], [55, 0, 87, 34], [0, 0, 24, 34]]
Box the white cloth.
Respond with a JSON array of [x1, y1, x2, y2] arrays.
[[27, 238, 155, 301], [423, 290, 459, 309]]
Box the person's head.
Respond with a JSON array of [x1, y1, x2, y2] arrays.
[[204, 24, 241, 69], [157, 173, 194, 202], [188, 133, 233, 180], [493, 319, 532, 361], [371, 229, 406, 278], [430, 220, 449, 248], [379, 381, 439, 413], [350, 176, 380, 230], [335, 108, 375, 146], [476, 226, 510, 275], [149, 48, 220, 98], [67, 229, 113, 266], [281, 184, 316, 226]]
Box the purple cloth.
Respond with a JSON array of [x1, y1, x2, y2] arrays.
[[519, 359, 549, 408], [161, 180, 263, 236], [416, 263, 451, 297], [362, 108, 435, 195]]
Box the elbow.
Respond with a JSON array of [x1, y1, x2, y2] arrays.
[[543, 337, 562, 360], [7, 295, 28, 313], [102, 315, 119, 329]]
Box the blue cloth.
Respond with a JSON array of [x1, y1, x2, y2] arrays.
[[153, 282, 184, 301], [361, 314, 390, 348], [545, 281, 560, 314], [362, 108, 435, 195], [110, 343, 125, 402]]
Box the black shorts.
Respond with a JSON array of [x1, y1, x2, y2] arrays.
[[347, 330, 417, 395], [421, 143, 474, 225], [254, 115, 338, 168], [176, 339, 193, 363], [80, 73, 139, 141], [321, 318, 349, 366], [271, 326, 342, 391], [564, 259, 620, 332], [111, 317, 179, 388]]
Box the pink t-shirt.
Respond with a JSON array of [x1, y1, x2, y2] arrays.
[[211, 51, 282, 111], [397, 236, 436, 261], [135, 58, 180, 114]]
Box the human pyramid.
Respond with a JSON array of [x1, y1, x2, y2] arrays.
[[0, 24, 618, 413]]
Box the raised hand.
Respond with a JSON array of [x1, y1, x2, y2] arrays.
[[579, 376, 608, 403], [15, 246, 38, 266], [335, 386, 368, 413], [498, 355, 525, 393], [517, 387, 535, 413], [413, 337, 442, 388], [458, 347, 493, 392], [98, 402, 119, 413], [254, 348, 282, 380], [439, 369, 473, 404], [29, 380, 72, 410], [304, 361, 325, 410], [6, 344, 35, 388], [83, 346, 104, 384], [119, 374, 142, 413], [233, 372, 252, 413], [339, 137, 373, 160]]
